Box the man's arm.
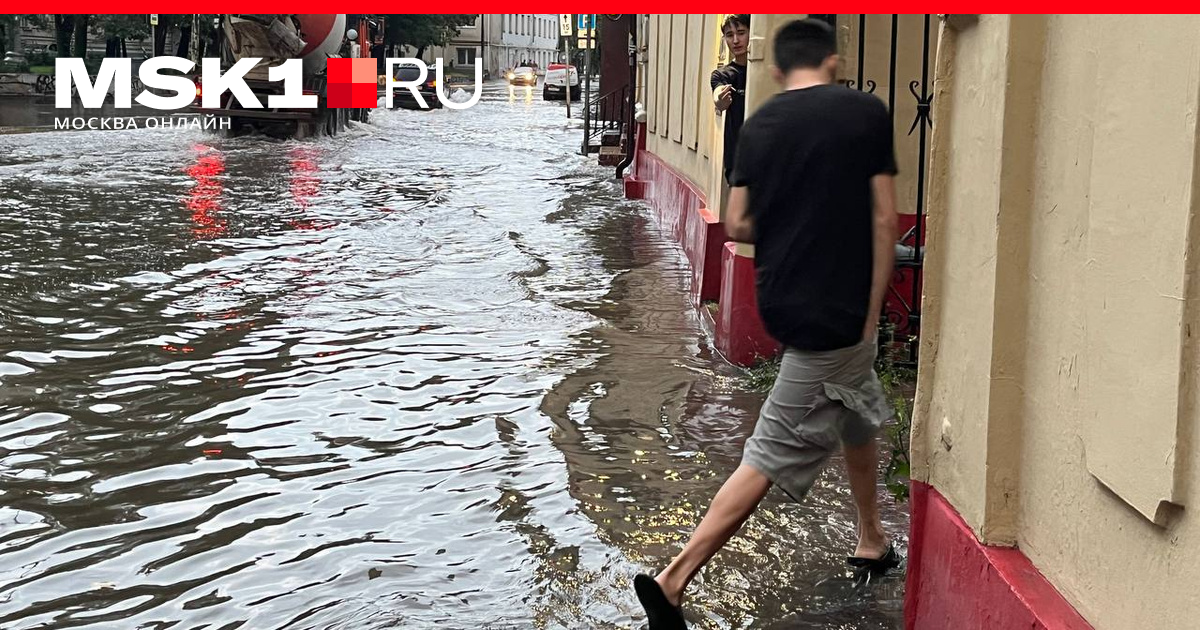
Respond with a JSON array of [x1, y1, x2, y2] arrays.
[[864, 174, 898, 342], [711, 69, 733, 113], [725, 185, 753, 243]]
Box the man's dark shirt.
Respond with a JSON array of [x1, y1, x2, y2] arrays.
[[710, 62, 747, 185], [730, 84, 897, 352], [372, 43, 387, 74]]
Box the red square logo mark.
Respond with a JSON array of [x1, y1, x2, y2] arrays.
[[326, 58, 377, 108]]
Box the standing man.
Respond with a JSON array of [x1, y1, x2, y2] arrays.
[[710, 14, 750, 185], [371, 35, 386, 75], [634, 19, 900, 630]]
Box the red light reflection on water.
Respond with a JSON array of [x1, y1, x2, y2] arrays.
[[288, 147, 330, 231], [185, 144, 226, 239]]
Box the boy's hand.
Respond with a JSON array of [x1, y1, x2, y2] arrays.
[[714, 84, 734, 111]]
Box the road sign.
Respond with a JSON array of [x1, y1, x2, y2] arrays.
[[560, 14, 573, 37], [576, 14, 595, 30], [576, 37, 595, 49], [149, 14, 158, 26]]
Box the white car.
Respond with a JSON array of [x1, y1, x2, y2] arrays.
[[542, 64, 580, 100]]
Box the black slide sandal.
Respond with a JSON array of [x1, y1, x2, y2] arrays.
[[634, 574, 687, 630]]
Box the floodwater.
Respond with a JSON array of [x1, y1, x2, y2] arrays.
[[0, 81, 907, 629]]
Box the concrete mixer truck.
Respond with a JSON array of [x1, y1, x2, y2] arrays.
[[191, 14, 367, 138]]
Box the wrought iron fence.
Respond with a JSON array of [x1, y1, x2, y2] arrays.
[[581, 84, 633, 159], [840, 13, 934, 368]]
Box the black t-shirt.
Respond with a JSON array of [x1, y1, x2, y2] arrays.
[[710, 63, 747, 183], [731, 84, 897, 352], [372, 44, 387, 74]]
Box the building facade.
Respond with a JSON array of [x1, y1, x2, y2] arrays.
[[907, 13, 1200, 630], [422, 14, 560, 79]]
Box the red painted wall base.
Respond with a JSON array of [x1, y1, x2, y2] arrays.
[[716, 242, 781, 365], [623, 175, 646, 200], [906, 481, 1093, 630]]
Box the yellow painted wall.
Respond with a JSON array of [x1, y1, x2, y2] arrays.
[[641, 14, 723, 202], [638, 13, 936, 232], [913, 14, 1200, 628]]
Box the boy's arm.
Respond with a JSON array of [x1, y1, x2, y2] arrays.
[[725, 186, 753, 243], [711, 69, 733, 112], [864, 174, 898, 342]]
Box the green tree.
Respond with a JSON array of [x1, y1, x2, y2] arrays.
[[54, 15, 75, 57], [72, 14, 90, 57], [91, 14, 149, 57], [384, 14, 477, 60], [51, 14, 92, 58]]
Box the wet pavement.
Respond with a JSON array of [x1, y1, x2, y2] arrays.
[[0, 80, 907, 629]]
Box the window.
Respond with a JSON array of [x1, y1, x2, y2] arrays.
[[457, 47, 476, 65]]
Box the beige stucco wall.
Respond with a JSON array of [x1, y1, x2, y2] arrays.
[[913, 14, 1200, 628], [642, 14, 723, 202]]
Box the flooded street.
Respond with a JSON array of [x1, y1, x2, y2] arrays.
[[0, 82, 906, 629]]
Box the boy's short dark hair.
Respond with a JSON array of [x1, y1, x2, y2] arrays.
[[722, 14, 750, 34], [773, 18, 837, 73]]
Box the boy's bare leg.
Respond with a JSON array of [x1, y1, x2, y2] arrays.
[[654, 464, 773, 605], [843, 437, 889, 558]]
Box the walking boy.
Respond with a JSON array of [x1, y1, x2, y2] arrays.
[[635, 19, 900, 629]]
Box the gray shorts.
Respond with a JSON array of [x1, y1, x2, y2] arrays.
[[741, 339, 893, 502]]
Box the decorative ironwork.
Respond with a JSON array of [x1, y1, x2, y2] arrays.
[[845, 79, 877, 93], [850, 13, 934, 368], [907, 80, 933, 136], [583, 84, 631, 149]]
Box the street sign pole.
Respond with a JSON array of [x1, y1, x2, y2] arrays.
[[560, 14, 574, 120], [581, 15, 593, 156], [563, 37, 571, 119], [149, 14, 158, 58]]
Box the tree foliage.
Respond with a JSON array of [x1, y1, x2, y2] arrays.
[[383, 14, 477, 57], [90, 14, 150, 41]]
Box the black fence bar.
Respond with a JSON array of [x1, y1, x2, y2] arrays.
[[857, 14, 866, 92], [909, 13, 932, 365], [888, 15, 898, 121]]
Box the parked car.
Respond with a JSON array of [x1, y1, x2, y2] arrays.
[[506, 66, 537, 87], [542, 64, 580, 100], [390, 63, 442, 110]]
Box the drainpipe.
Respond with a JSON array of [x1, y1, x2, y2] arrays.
[[615, 15, 638, 179]]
